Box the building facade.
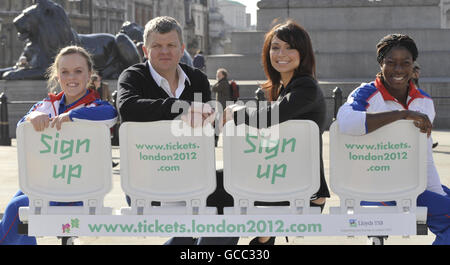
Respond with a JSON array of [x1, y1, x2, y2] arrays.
[[208, 0, 226, 54], [217, 0, 248, 30], [0, 0, 209, 68], [213, 0, 252, 53]]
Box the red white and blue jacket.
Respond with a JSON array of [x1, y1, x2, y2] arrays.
[[18, 89, 117, 128], [337, 77, 445, 196], [337, 77, 434, 135]]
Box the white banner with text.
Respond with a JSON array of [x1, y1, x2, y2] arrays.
[[27, 213, 417, 237]]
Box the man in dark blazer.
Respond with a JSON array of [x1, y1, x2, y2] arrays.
[[117, 16, 238, 245]]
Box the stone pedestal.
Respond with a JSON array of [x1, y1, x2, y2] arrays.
[[205, 0, 450, 128], [208, 0, 450, 128], [206, 0, 450, 79], [256, 0, 444, 31], [206, 28, 450, 80]]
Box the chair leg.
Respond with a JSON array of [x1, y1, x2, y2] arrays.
[[60, 236, 76, 245], [368, 236, 388, 245]]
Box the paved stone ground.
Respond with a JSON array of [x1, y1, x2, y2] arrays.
[[1, 129, 449, 245]]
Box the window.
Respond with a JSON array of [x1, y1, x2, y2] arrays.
[[196, 15, 201, 31]]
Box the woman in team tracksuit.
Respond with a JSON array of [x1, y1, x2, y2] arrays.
[[0, 46, 117, 245], [337, 34, 449, 245]]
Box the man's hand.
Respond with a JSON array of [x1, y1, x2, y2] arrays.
[[181, 103, 216, 128], [50, 112, 72, 131], [222, 106, 233, 127]]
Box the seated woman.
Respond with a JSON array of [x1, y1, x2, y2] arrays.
[[337, 34, 449, 245], [0, 46, 117, 245], [223, 20, 330, 245]]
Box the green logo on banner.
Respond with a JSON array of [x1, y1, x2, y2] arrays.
[[62, 218, 80, 234]]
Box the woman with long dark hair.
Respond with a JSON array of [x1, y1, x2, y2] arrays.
[[224, 20, 330, 245]]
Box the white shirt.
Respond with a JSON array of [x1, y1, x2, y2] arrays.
[[148, 61, 191, 98]]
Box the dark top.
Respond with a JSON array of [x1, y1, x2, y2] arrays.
[[234, 74, 330, 199], [211, 77, 232, 109], [117, 62, 211, 122], [193, 54, 205, 69]]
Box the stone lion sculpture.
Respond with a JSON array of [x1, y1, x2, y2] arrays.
[[119, 21, 146, 59], [0, 0, 141, 80]]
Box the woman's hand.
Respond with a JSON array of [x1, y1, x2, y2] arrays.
[[366, 110, 432, 137], [404, 110, 432, 137], [50, 112, 72, 131], [26, 111, 50, 132]]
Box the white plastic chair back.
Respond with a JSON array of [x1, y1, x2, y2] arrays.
[[17, 122, 112, 216], [119, 121, 216, 215], [223, 120, 321, 214], [329, 120, 427, 213]]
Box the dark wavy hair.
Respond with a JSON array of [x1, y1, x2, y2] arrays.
[[261, 20, 316, 101]]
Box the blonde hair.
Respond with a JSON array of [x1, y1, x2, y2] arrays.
[[46, 45, 95, 93]]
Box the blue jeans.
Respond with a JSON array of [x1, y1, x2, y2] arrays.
[[0, 191, 35, 245], [361, 185, 450, 245]]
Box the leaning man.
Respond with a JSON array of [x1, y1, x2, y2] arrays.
[[117, 16, 238, 245]]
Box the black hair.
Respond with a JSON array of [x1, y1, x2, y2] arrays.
[[376, 34, 418, 64], [262, 20, 316, 101]]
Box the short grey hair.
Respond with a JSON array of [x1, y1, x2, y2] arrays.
[[217, 68, 228, 78], [143, 16, 183, 47]]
